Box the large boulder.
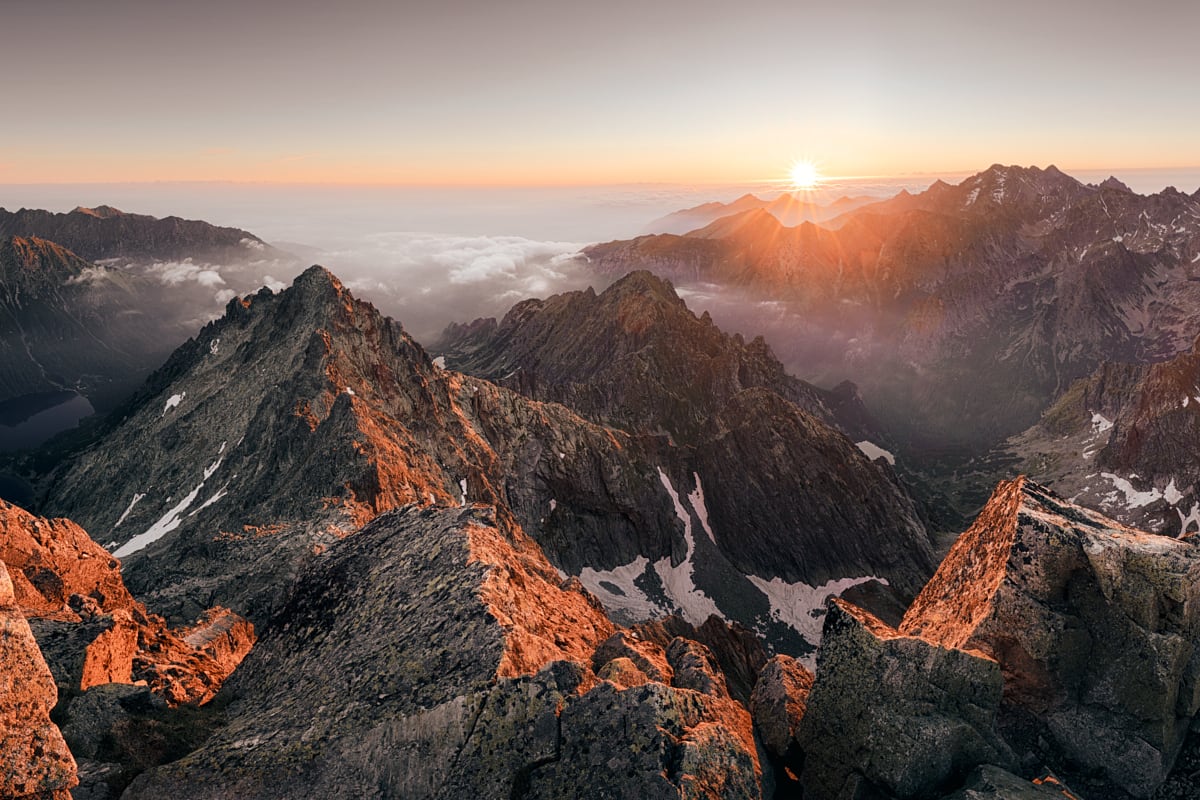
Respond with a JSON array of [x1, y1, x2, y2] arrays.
[[901, 477, 1200, 797], [0, 561, 78, 800], [797, 599, 1013, 799]]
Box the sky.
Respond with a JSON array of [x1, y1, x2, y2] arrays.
[[2, 0, 1198, 185]]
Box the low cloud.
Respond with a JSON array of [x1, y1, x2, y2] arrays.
[[145, 260, 226, 288], [312, 231, 610, 344]]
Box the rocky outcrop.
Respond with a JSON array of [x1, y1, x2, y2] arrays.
[[939, 766, 1078, 800], [1009, 334, 1200, 538], [750, 655, 812, 764], [797, 599, 1013, 800], [1, 499, 253, 707], [0, 561, 78, 800], [123, 505, 761, 799], [901, 477, 1200, 797], [0, 499, 133, 618]]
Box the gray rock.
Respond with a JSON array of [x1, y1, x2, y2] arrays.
[[901, 478, 1200, 797], [798, 599, 1014, 800], [750, 655, 812, 762], [939, 765, 1076, 799]]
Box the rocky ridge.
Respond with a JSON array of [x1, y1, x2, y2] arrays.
[[39, 267, 935, 658]]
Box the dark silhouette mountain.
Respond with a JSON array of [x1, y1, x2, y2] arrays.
[[0, 235, 191, 413], [585, 165, 1200, 451], [0, 205, 283, 265]]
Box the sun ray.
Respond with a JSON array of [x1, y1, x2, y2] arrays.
[[789, 160, 823, 191]]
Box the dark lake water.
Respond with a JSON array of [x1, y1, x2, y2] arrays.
[[0, 390, 95, 452]]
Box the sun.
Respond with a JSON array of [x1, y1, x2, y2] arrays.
[[789, 160, 822, 190]]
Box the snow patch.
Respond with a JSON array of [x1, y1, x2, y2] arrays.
[[577, 557, 660, 621], [686, 472, 715, 543], [856, 441, 896, 466], [209, 338, 220, 355], [1101, 472, 1164, 509], [459, 478, 468, 506], [345, 386, 355, 396], [113, 493, 146, 529], [549, 498, 557, 512], [189, 485, 229, 517], [162, 393, 185, 417], [1178, 503, 1200, 537], [203, 455, 224, 481], [1092, 413, 1113, 433], [432, 356, 446, 369], [748, 574, 887, 665], [113, 484, 204, 558], [1165, 478, 1185, 505], [655, 468, 722, 625]]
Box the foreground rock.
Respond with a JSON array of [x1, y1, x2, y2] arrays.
[[125, 505, 760, 799], [901, 477, 1200, 797], [0, 561, 78, 800], [1, 499, 254, 707], [798, 599, 1013, 799]]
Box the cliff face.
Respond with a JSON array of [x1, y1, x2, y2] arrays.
[[0, 561, 78, 800]]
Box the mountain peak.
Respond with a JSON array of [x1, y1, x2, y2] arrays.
[[601, 269, 681, 305], [71, 205, 125, 218], [1099, 176, 1133, 192]]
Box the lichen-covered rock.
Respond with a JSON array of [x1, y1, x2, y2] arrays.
[[123, 505, 759, 799], [901, 477, 1200, 797], [798, 599, 1013, 800], [0, 561, 78, 800], [750, 654, 812, 762]]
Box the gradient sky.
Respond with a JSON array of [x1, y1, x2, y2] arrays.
[[2, 0, 1197, 185]]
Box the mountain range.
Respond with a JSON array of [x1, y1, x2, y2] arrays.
[[5, 167, 1200, 798]]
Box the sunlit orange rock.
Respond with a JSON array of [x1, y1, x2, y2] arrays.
[[0, 561, 78, 800]]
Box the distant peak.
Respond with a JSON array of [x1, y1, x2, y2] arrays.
[[1099, 176, 1133, 193], [605, 269, 678, 300], [71, 205, 124, 218], [293, 264, 346, 292]]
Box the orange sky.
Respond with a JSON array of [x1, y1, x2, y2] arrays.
[[1, 1, 1197, 186]]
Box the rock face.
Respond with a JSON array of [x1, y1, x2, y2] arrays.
[[123, 505, 761, 800], [749, 654, 812, 775], [0, 561, 78, 800], [1009, 335, 1200, 538], [0, 235, 189, 411], [797, 599, 1013, 800], [39, 266, 934, 656], [584, 166, 1200, 449], [0, 498, 253, 707], [901, 477, 1200, 797]]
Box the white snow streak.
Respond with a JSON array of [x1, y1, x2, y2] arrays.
[[113, 493, 146, 529], [654, 468, 722, 625], [113, 484, 203, 558], [747, 574, 887, 665], [856, 441, 896, 465]]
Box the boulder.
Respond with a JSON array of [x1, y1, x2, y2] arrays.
[[798, 599, 1013, 800], [0, 561, 78, 800], [901, 478, 1200, 797]]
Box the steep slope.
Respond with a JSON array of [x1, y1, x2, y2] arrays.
[[0, 236, 189, 413], [0, 205, 281, 265], [1007, 335, 1200, 538], [585, 165, 1200, 449], [39, 267, 935, 658]]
